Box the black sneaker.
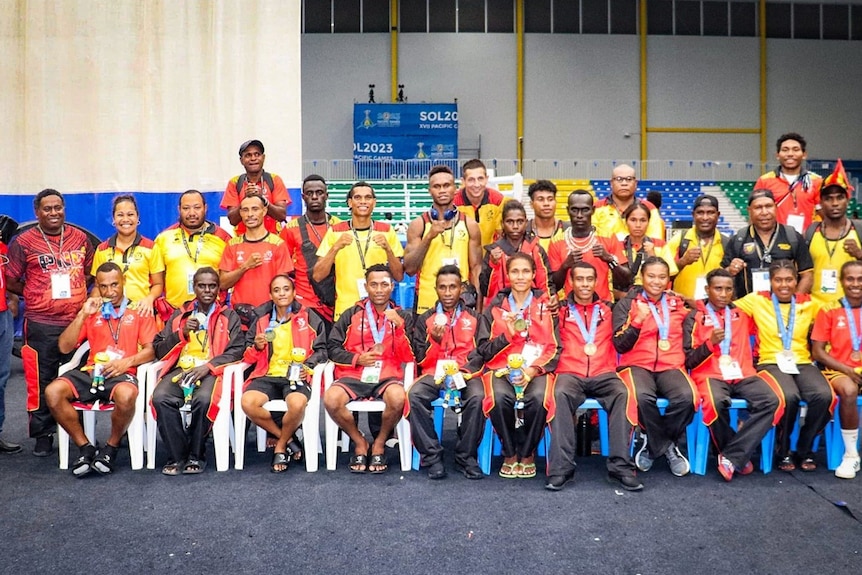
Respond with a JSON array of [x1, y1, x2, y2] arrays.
[[93, 444, 119, 475], [607, 472, 644, 491], [72, 444, 97, 478], [33, 434, 54, 457], [427, 461, 447, 480], [545, 470, 575, 491]]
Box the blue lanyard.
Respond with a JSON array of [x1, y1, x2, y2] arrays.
[[841, 297, 862, 353], [771, 294, 796, 351], [435, 302, 462, 327], [705, 303, 732, 356], [365, 300, 388, 345], [568, 302, 600, 345], [101, 297, 128, 320], [507, 292, 533, 319], [269, 306, 292, 330], [646, 294, 670, 340]]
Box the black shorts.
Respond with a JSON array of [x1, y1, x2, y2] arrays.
[[332, 377, 401, 401], [245, 376, 313, 401], [57, 369, 138, 403]]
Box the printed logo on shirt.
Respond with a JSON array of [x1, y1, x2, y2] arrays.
[[778, 243, 791, 250], [837, 316, 847, 329], [742, 243, 756, 255]]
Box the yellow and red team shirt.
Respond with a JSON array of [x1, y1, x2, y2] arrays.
[[547, 234, 627, 301], [280, 215, 342, 315], [76, 303, 158, 374], [453, 188, 506, 247], [667, 229, 725, 300], [91, 234, 163, 303], [592, 198, 665, 242], [527, 219, 567, 253], [754, 170, 822, 232], [153, 222, 231, 309], [734, 292, 819, 365], [219, 233, 293, 307], [622, 236, 679, 286], [416, 214, 471, 314], [220, 172, 290, 235], [806, 224, 862, 307], [812, 300, 862, 369], [266, 321, 295, 378], [316, 221, 404, 320]]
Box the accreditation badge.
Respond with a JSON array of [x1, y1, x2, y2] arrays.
[[360, 361, 382, 384], [776, 350, 800, 375], [51, 272, 72, 299]]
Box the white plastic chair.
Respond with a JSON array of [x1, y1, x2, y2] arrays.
[[324, 362, 414, 472], [56, 341, 147, 471], [231, 361, 327, 472], [145, 360, 235, 471]]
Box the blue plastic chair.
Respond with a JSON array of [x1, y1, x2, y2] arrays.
[[692, 398, 776, 475], [830, 396, 862, 464]]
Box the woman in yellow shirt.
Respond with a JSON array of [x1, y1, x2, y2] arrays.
[[92, 195, 165, 315]]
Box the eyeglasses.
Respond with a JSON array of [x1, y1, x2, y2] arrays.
[[612, 176, 636, 183]]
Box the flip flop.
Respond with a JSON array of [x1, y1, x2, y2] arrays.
[[499, 461, 520, 479], [271, 452, 289, 473], [349, 453, 368, 473], [519, 462, 537, 478], [369, 453, 388, 474]]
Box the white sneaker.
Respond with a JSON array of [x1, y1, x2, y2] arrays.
[[835, 455, 861, 479]]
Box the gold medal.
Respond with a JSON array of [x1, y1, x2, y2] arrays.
[[718, 355, 733, 367], [658, 339, 671, 351], [514, 318, 527, 332], [584, 343, 597, 356], [264, 329, 276, 342], [852, 350, 862, 362]]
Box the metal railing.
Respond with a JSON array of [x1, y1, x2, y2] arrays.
[[302, 158, 771, 182]]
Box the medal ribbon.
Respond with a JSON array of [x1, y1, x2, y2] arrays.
[[568, 302, 599, 346], [771, 294, 796, 351], [365, 300, 388, 345], [507, 292, 533, 321], [102, 297, 129, 344], [646, 294, 670, 342], [705, 303, 732, 357], [841, 297, 862, 355], [192, 302, 217, 351]]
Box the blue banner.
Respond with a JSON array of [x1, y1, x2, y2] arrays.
[[353, 103, 458, 162]]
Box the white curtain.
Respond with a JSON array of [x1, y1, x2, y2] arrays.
[[1, 0, 302, 194]]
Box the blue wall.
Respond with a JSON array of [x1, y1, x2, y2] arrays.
[[1, 189, 303, 241]]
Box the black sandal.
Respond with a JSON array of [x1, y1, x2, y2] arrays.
[[182, 458, 206, 474], [271, 452, 289, 473], [778, 455, 796, 472], [93, 444, 118, 475], [162, 461, 182, 476], [349, 453, 368, 473], [799, 457, 817, 472], [369, 453, 388, 474]]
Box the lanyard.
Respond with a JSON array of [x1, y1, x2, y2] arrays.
[[647, 294, 670, 341], [508, 291, 533, 319], [269, 305, 292, 328], [624, 237, 645, 277], [817, 221, 850, 262], [841, 298, 862, 354], [102, 297, 129, 344], [435, 302, 462, 355], [568, 301, 600, 345], [698, 234, 715, 267], [771, 294, 796, 351], [37, 225, 65, 262], [364, 300, 388, 345], [192, 303, 216, 351], [350, 222, 374, 271], [705, 303, 732, 356], [752, 226, 779, 264], [111, 233, 142, 273], [303, 215, 331, 244], [181, 227, 207, 263]]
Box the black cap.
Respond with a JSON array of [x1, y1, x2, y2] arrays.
[[747, 188, 775, 206], [239, 139, 264, 155], [692, 194, 719, 210]]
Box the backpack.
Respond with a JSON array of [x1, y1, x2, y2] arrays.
[[235, 171, 275, 197], [803, 220, 862, 245], [677, 232, 731, 260], [726, 224, 800, 259], [298, 215, 336, 308]]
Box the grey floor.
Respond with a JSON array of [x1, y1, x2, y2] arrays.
[[1, 356, 861, 575]]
